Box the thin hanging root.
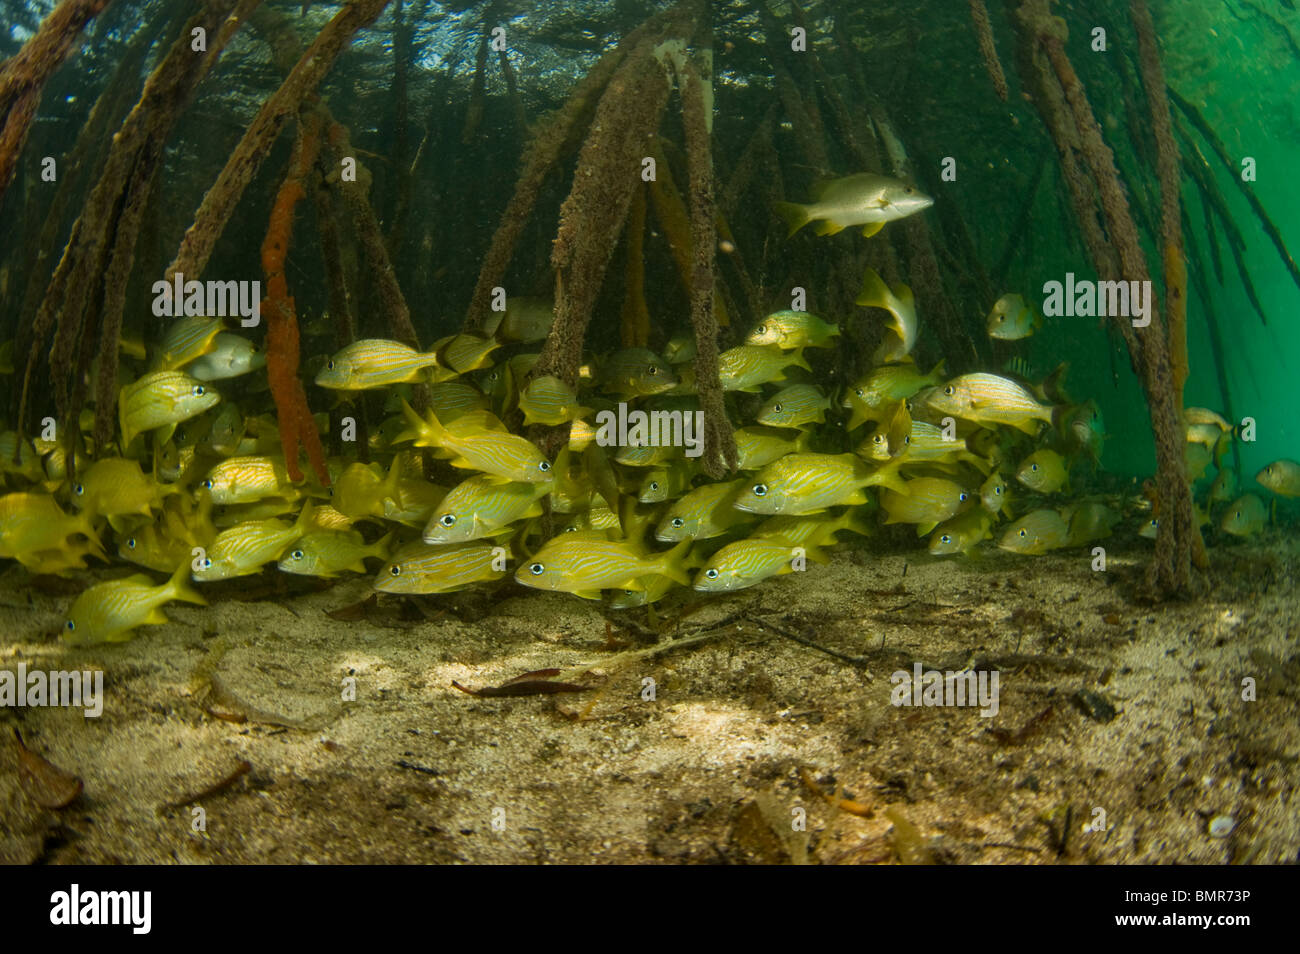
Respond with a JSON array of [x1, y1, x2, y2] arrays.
[[969, 0, 1009, 101], [1168, 86, 1300, 298], [620, 182, 651, 348]]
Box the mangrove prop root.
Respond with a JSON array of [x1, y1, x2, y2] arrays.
[[21, 1, 238, 441], [535, 38, 676, 389], [1011, 0, 1197, 596], [261, 110, 329, 486], [166, 0, 391, 283], [0, 0, 113, 208], [1132, 0, 1188, 406], [620, 183, 650, 348], [682, 50, 736, 478], [969, 0, 1009, 101], [460, 8, 664, 334]]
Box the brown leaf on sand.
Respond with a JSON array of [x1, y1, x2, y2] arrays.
[[326, 593, 378, 621], [13, 729, 82, 809]]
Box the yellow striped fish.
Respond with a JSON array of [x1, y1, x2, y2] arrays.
[[278, 529, 393, 578], [1219, 493, 1267, 537], [638, 461, 698, 504], [735, 453, 905, 515], [315, 339, 444, 390], [733, 425, 811, 471], [745, 311, 840, 350], [398, 401, 553, 483], [119, 371, 221, 447], [753, 508, 873, 547], [841, 360, 945, 430], [655, 479, 752, 541], [333, 457, 404, 520], [423, 475, 548, 543], [929, 507, 994, 555], [880, 477, 975, 535], [0, 491, 104, 565], [154, 316, 224, 371], [193, 503, 314, 581], [693, 535, 829, 592], [980, 471, 1013, 518], [202, 455, 297, 506], [756, 384, 831, 428], [383, 477, 449, 526], [375, 540, 508, 594], [518, 375, 589, 426], [717, 344, 811, 392], [1256, 459, 1300, 497], [998, 509, 1070, 554], [926, 373, 1055, 435], [421, 381, 491, 422], [516, 536, 691, 600], [63, 564, 206, 645], [599, 348, 678, 397]]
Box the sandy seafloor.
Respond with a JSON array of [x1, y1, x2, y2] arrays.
[[1, 527, 1297, 865]]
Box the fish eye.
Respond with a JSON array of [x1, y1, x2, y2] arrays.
[[671, 517, 684, 528], [752, 483, 768, 497], [202, 478, 213, 489], [959, 492, 969, 502], [995, 486, 1003, 495], [192, 385, 205, 396], [854, 388, 863, 397], [944, 385, 955, 395], [327, 360, 335, 370], [1030, 463, 1039, 472], [756, 324, 766, 334], [1018, 529, 1027, 538], [873, 435, 884, 444], [904, 186, 914, 194], [203, 558, 212, 568], [941, 535, 952, 544], [705, 568, 719, 580], [646, 365, 658, 375], [127, 538, 137, 549], [529, 563, 545, 575], [904, 436, 911, 445], [538, 461, 551, 472], [773, 403, 783, 413], [73, 483, 84, 495], [389, 564, 401, 576], [649, 481, 660, 491], [440, 514, 456, 527], [291, 549, 304, 560], [65, 620, 75, 631]]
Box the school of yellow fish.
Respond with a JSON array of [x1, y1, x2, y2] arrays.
[[2, 173, 1296, 645]]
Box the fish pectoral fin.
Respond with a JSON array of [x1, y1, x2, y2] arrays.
[[861, 221, 885, 238], [144, 607, 171, 625], [814, 220, 846, 236], [572, 588, 604, 601]]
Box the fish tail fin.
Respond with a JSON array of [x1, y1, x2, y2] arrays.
[[1041, 362, 1072, 404], [927, 358, 947, 383], [370, 530, 396, 561], [165, 561, 208, 606], [656, 538, 694, 586], [381, 453, 404, 511], [789, 347, 812, 373], [292, 500, 316, 537], [855, 266, 891, 310], [774, 201, 811, 238], [840, 506, 876, 539], [396, 398, 442, 447]]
